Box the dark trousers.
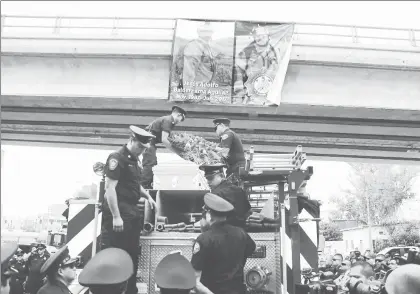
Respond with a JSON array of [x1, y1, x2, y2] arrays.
[[25, 275, 44, 294], [140, 144, 158, 189], [226, 161, 245, 186], [101, 214, 142, 294], [10, 277, 25, 294]]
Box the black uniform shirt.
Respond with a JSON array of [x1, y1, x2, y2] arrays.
[[219, 129, 245, 168], [37, 280, 72, 294], [146, 115, 174, 144], [104, 145, 142, 219], [10, 261, 27, 280], [191, 221, 256, 293], [27, 253, 49, 275], [212, 180, 251, 228]]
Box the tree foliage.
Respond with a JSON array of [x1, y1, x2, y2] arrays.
[[330, 164, 419, 225], [383, 220, 420, 246], [320, 221, 343, 241]]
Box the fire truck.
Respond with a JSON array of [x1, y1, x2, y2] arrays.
[[65, 145, 322, 294]]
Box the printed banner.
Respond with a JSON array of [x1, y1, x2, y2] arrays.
[[169, 19, 235, 104], [233, 22, 294, 106], [169, 19, 294, 106]]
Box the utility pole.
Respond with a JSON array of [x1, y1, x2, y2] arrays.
[[366, 192, 373, 252]]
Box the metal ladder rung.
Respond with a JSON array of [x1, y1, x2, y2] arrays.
[[253, 154, 295, 159]]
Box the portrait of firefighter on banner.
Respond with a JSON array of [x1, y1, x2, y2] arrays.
[[233, 22, 294, 106], [169, 19, 235, 105]]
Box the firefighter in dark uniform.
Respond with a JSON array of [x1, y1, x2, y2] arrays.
[[2, 242, 19, 294], [199, 163, 251, 229], [191, 193, 256, 294], [7, 248, 23, 268], [25, 244, 50, 294], [101, 125, 157, 294], [37, 245, 77, 294], [213, 118, 245, 184], [9, 250, 27, 294], [155, 252, 196, 294], [78, 248, 134, 294], [140, 106, 187, 189]]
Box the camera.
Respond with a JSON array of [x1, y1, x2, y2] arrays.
[[296, 281, 338, 294], [346, 279, 385, 294]]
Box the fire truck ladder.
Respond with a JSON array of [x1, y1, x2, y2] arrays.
[[240, 145, 319, 294]]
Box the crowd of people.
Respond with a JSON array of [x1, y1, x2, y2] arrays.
[[316, 249, 420, 293], [2, 193, 256, 294], [2, 110, 420, 294]]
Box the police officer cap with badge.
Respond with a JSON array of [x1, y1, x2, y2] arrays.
[[78, 248, 133, 294], [129, 125, 156, 148], [172, 105, 187, 122], [155, 252, 196, 294], [213, 118, 231, 128], [37, 243, 47, 250], [199, 163, 226, 179], [1, 242, 18, 292], [203, 192, 234, 214], [37, 245, 78, 294]]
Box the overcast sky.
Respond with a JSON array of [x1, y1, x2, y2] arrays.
[[1, 1, 420, 218], [2, 144, 419, 218], [1, 1, 420, 29]]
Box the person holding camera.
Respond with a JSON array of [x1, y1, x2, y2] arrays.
[[346, 261, 384, 294]]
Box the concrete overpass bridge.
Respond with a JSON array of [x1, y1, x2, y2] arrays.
[[1, 15, 420, 164]]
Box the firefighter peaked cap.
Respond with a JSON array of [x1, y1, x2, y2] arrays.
[[155, 252, 196, 290], [129, 125, 155, 147], [78, 248, 133, 286], [203, 193, 234, 213], [199, 164, 226, 177], [40, 245, 78, 275], [212, 118, 231, 126]]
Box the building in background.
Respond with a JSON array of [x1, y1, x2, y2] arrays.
[[341, 225, 389, 253], [332, 219, 367, 230]]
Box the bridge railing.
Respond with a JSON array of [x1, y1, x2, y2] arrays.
[[1, 15, 419, 49]]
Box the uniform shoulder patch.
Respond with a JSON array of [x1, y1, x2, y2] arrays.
[[109, 158, 119, 170], [193, 242, 200, 254], [221, 134, 229, 140]]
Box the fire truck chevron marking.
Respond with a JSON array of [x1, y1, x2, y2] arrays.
[[67, 211, 102, 259], [67, 204, 96, 242], [68, 202, 86, 222], [281, 205, 317, 287], [67, 200, 102, 263]]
